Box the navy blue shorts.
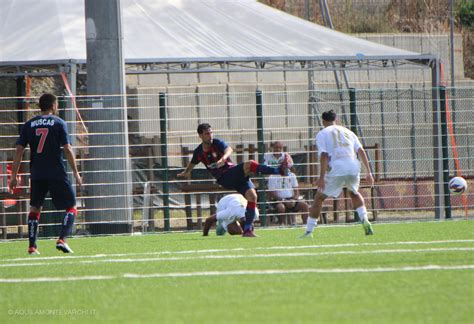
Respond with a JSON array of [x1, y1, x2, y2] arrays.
[[30, 179, 76, 210], [217, 163, 255, 196]]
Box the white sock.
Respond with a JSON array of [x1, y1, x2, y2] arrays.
[[305, 217, 318, 233], [356, 206, 368, 222]]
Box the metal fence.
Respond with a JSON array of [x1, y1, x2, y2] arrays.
[[0, 86, 472, 238]]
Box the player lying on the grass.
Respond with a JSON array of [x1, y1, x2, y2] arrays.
[[300, 109, 374, 238], [203, 194, 259, 236], [9, 93, 82, 255], [178, 123, 289, 237]]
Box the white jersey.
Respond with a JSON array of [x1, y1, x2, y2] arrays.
[[263, 152, 293, 167], [267, 172, 299, 199], [216, 194, 257, 231], [315, 125, 362, 176]]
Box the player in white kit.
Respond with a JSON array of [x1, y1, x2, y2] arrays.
[[300, 110, 374, 238], [203, 194, 259, 236]]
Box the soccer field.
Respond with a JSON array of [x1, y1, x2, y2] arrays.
[[1, 220, 473, 323]]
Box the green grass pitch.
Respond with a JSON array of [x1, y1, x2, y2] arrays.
[[1, 220, 473, 323]]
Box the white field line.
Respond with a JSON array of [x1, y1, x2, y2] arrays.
[[1, 265, 473, 283], [3, 239, 474, 263], [0, 247, 473, 268]]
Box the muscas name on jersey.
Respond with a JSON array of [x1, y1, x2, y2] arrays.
[[31, 119, 55, 127]]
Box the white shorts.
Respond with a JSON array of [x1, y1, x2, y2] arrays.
[[216, 205, 246, 231], [322, 174, 360, 198]]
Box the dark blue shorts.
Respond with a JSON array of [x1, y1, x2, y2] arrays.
[[217, 163, 255, 196], [30, 179, 76, 210]]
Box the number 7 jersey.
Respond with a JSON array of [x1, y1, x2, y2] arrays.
[[16, 114, 70, 180], [315, 125, 363, 176]]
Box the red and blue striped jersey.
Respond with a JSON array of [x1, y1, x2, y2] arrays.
[[191, 138, 235, 179]]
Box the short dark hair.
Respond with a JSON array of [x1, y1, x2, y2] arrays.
[[39, 93, 57, 112], [322, 110, 336, 122], [197, 123, 212, 134]]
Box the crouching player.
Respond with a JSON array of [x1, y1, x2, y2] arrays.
[[203, 194, 259, 236]]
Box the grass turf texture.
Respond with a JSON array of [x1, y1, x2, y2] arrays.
[[0, 220, 473, 323]]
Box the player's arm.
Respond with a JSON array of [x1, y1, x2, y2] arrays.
[[9, 145, 25, 192], [63, 144, 83, 187], [357, 147, 374, 187], [203, 214, 217, 236], [177, 162, 197, 178], [216, 146, 233, 167]]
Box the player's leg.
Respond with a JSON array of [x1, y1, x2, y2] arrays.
[[300, 176, 342, 238], [245, 158, 290, 177], [346, 175, 373, 235], [348, 191, 373, 235], [216, 168, 257, 236], [50, 179, 77, 253], [27, 206, 42, 255], [242, 187, 258, 237], [28, 180, 48, 254], [300, 192, 325, 238]]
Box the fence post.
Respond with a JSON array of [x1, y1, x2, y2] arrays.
[[159, 93, 171, 231], [349, 88, 359, 222], [256, 90, 267, 227], [409, 86, 419, 208], [379, 90, 388, 179], [349, 88, 357, 135], [439, 87, 452, 219]]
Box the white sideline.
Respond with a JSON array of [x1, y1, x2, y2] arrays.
[[0, 247, 473, 268], [0, 265, 473, 283], [2, 239, 474, 263]]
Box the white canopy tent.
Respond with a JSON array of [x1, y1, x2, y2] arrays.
[[0, 0, 436, 75]]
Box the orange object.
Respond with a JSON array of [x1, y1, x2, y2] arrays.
[[440, 63, 468, 217]]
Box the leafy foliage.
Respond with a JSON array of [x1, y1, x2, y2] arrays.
[[458, 0, 474, 27]]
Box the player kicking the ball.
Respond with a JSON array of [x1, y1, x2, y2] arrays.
[[9, 93, 82, 254], [178, 123, 289, 237], [203, 194, 259, 236], [300, 109, 374, 238]]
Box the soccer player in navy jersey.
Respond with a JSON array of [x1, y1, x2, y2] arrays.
[[177, 123, 290, 237], [9, 93, 82, 254]]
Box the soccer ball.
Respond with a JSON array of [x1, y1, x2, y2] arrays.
[[448, 177, 468, 195]]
